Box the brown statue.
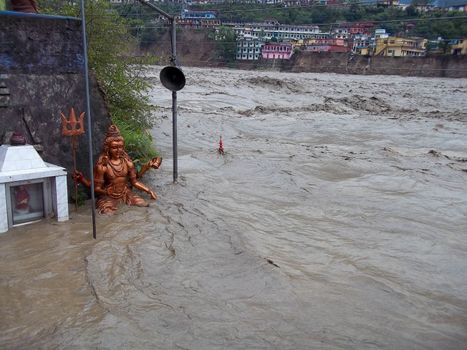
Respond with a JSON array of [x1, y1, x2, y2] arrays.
[[74, 125, 162, 215]]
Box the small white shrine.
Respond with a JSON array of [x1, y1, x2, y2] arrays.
[[0, 144, 69, 233]]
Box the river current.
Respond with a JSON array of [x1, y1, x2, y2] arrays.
[[1, 67, 467, 349]]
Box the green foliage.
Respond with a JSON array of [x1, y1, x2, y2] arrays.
[[70, 186, 87, 207], [214, 26, 237, 62], [195, 3, 467, 40], [113, 4, 171, 50], [40, 0, 156, 162], [405, 6, 418, 17], [113, 116, 158, 164]]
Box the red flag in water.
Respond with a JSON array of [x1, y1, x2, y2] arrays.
[[218, 136, 225, 155]]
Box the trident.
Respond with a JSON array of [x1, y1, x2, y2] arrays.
[[61, 108, 85, 211]]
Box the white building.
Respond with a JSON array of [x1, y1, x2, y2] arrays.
[[234, 22, 320, 41], [236, 35, 264, 60]]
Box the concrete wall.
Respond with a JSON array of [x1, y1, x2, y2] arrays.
[[0, 11, 110, 177]]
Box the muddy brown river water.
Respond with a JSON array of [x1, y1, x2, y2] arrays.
[[1, 67, 467, 349]]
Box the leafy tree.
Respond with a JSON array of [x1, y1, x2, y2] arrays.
[[345, 1, 365, 21], [405, 5, 418, 17], [40, 0, 156, 161], [215, 26, 237, 62], [192, 2, 466, 40]]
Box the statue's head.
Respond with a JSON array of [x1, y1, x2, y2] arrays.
[[103, 125, 125, 158]]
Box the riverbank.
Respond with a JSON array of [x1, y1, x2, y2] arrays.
[[148, 28, 467, 78]]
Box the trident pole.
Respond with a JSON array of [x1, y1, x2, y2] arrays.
[[135, 0, 179, 182], [80, 0, 97, 239]]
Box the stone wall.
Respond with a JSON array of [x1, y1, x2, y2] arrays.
[[282, 52, 467, 78], [216, 52, 467, 78], [0, 11, 110, 177]]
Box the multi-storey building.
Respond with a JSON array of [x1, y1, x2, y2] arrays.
[[177, 18, 221, 27], [335, 22, 375, 36], [332, 27, 349, 40], [236, 35, 264, 60], [181, 9, 217, 19], [262, 43, 294, 59], [375, 28, 389, 40], [305, 38, 349, 52], [352, 34, 372, 55], [177, 9, 220, 27], [450, 38, 467, 55], [234, 22, 320, 41], [375, 36, 427, 56]]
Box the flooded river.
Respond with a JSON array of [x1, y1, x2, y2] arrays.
[[1, 67, 467, 349]]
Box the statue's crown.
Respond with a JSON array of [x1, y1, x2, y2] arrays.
[[106, 125, 122, 138]]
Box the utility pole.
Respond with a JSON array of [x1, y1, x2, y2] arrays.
[[134, 0, 181, 183]]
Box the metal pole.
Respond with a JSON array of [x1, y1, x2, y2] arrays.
[[172, 89, 177, 182], [171, 18, 178, 182], [134, 0, 179, 183], [80, 0, 97, 239]]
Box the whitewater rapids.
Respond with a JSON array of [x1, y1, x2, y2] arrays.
[[1, 67, 467, 349]]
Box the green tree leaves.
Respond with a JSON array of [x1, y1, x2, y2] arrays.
[[41, 0, 156, 161], [215, 26, 237, 63]]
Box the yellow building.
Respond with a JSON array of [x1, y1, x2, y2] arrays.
[[290, 39, 304, 49], [359, 47, 371, 56], [375, 37, 427, 57], [451, 39, 467, 55]]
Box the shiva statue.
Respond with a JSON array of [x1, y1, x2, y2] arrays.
[[74, 125, 162, 215]]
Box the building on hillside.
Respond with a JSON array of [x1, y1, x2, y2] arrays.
[[305, 38, 350, 52], [181, 9, 217, 19], [262, 43, 294, 59], [302, 33, 332, 45], [352, 34, 372, 55], [236, 36, 265, 60], [375, 28, 390, 40], [376, 0, 401, 6], [375, 36, 427, 56], [176, 17, 221, 28], [234, 22, 320, 41], [177, 9, 220, 27], [450, 38, 467, 55], [336, 21, 375, 35], [332, 27, 349, 39], [289, 38, 305, 49], [283, 0, 301, 5]]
